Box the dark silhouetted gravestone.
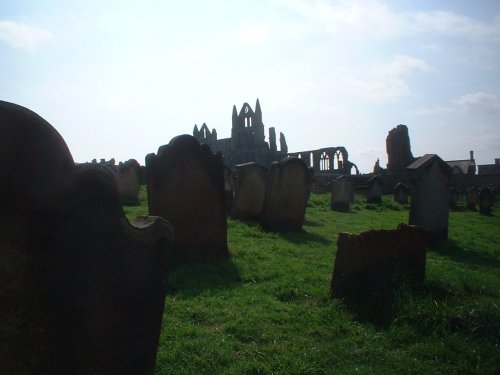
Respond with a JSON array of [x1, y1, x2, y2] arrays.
[[393, 182, 410, 204], [115, 158, 142, 204], [366, 175, 383, 204], [260, 157, 314, 231], [449, 186, 460, 209], [330, 176, 354, 212], [0, 100, 174, 375], [407, 154, 452, 242], [331, 224, 431, 300], [146, 135, 229, 261], [478, 187, 495, 216], [231, 162, 268, 220], [466, 186, 478, 210]]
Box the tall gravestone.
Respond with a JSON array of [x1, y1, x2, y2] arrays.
[[260, 157, 314, 231], [393, 182, 410, 204], [466, 186, 478, 210], [478, 187, 495, 216], [330, 176, 354, 212], [0, 100, 174, 375], [407, 154, 452, 241], [366, 175, 383, 204], [231, 162, 268, 220], [449, 186, 460, 209], [146, 135, 229, 261], [115, 158, 142, 204]]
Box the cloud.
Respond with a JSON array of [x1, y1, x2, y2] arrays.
[[234, 23, 268, 45], [457, 92, 500, 113], [0, 20, 53, 52], [345, 55, 430, 103], [277, 0, 500, 43]]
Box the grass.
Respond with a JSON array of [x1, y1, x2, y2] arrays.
[[124, 188, 500, 374]]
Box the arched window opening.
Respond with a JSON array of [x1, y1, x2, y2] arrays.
[[320, 152, 330, 171], [310, 152, 314, 168]]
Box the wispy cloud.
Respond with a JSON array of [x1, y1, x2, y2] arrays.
[[0, 20, 53, 52], [345, 55, 430, 103], [457, 92, 500, 113], [277, 0, 500, 43]]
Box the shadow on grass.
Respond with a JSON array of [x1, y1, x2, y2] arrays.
[[166, 258, 241, 299], [429, 239, 500, 269], [275, 228, 332, 246]]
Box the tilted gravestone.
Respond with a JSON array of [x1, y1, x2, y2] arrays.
[[115, 158, 142, 204], [260, 157, 314, 231], [478, 187, 495, 216], [0, 100, 174, 375], [407, 154, 452, 242], [393, 182, 410, 204], [331, 224, 432, 299], [366, 175, 383, 204], [231, 162, 268, 220], [466, 186, 478, 210], [146, 135, 229, 261], [330, 175, 354, 212]]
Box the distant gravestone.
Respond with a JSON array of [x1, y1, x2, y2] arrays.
[[260, 157, 314, 231], [224, 167, 234, 213], [449, 186, 460, 209], [478, 187, 495, 216], [231, 162, 268, 220], [330, 224, 431, 299], [366, 175, 383, 204], [466, 186, 478, 210], [146, 135, 229, 261], [0, 100, 174, 375], [407, 154, 452, 241], [393, 182, 410, 204], [330, 176, 354, 212], [115, 159, 141, 204]]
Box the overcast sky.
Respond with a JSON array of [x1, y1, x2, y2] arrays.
[[1, 0, 499, 173]]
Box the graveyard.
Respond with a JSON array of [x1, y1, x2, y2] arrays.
[[123, 187, 499, 374]]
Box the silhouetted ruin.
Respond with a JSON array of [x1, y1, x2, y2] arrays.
[[386, 124, 416, 175]]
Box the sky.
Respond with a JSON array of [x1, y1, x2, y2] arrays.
[[1, 0, 499, 173]]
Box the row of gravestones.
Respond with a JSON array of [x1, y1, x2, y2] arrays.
[[450, 185, 496, 215], [228, 160, 314, 230], [1, 101, 496, 373]]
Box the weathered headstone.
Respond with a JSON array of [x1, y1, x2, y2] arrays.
[[366, 175, 383, 204], [331, 224, 431, 299], [260, 157, 314, 231], [407, 154, 452, 241], [146, 135, 229, 261], [330, 176, 354, 212], [231, 162, 268, 220], [0, 100, 174, 375], [478, 187, 495, 216], [393, 182, 410, 204], [224, 167, 234, 213], [466, 186, 478, 210], [115, 158, 141, 204]]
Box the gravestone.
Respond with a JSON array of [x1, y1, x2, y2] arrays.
[[366, 175, 383, 204], [478, 187, 495, 216], [449, 186, 460, 209], [393, 182, 410, 204], [407, 154, 452, 241], [115, 158, 141, 204], [331, 224, 431, 299], [0, 100, 174, 375], [231, 162, 268, 220], [260, 157, 314, 231], [146, 135, 229, 261], [224, 167, 234, 213], [466, 186, 478, 210], [330, 176, 354, 212]]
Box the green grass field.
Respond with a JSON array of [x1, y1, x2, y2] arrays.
[[124, 188, 499, 374]]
